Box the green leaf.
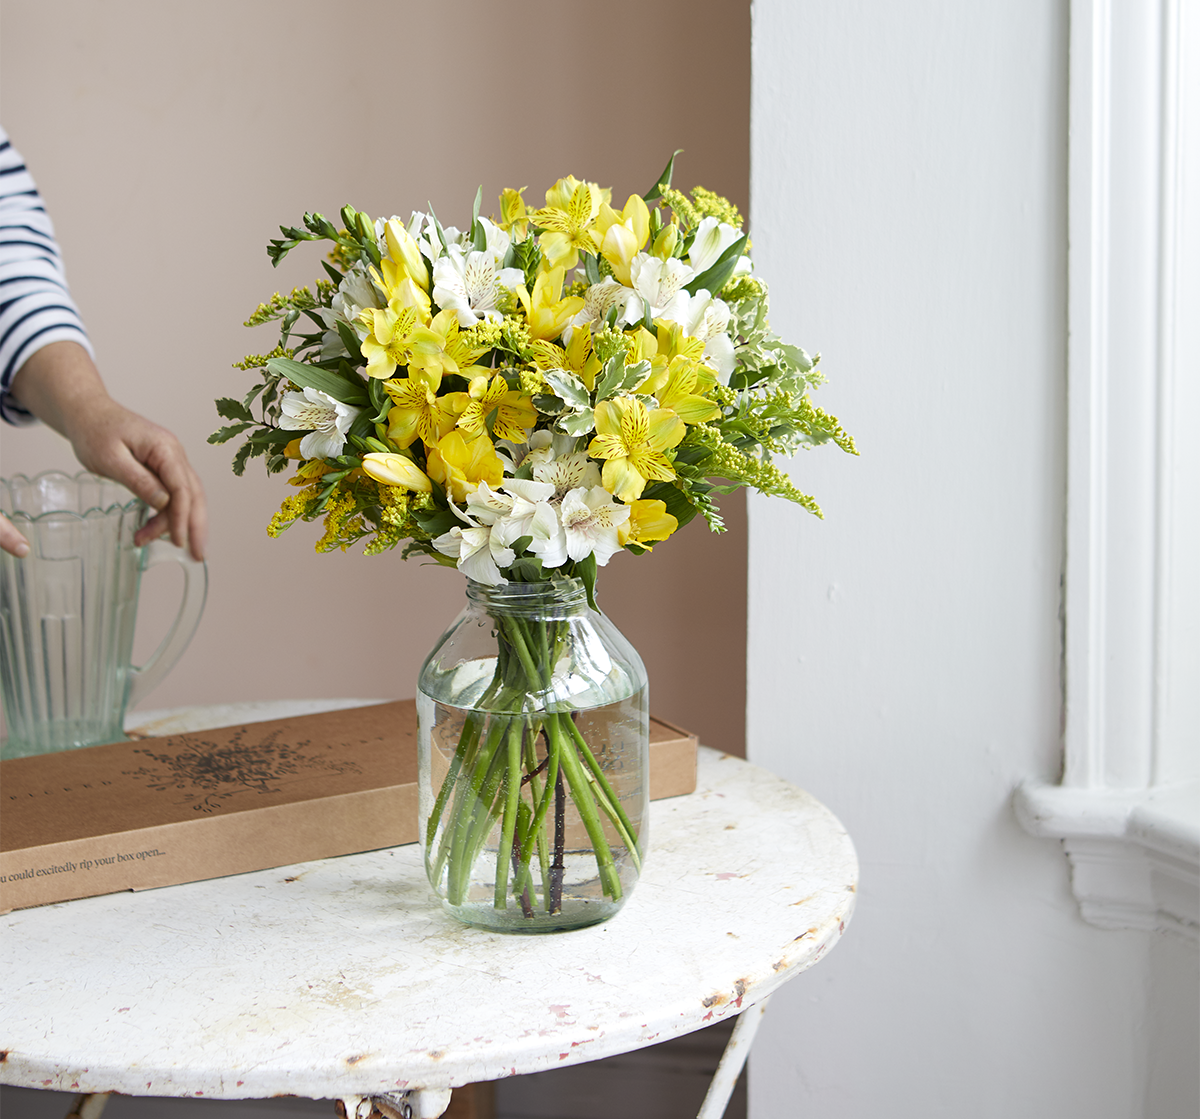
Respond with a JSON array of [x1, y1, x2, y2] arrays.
[[321, 259, 345, 286], [575, 552, 599, 611], [508, 555, 545, 582], [596, 357, 650, 402], [208, 422, 253, 445], [533, 393, 566, 415], [644, 150, 683, 202], [584, 253, 602, 285], [368, 376, 391, 423], [231, 442, 254, 477], [643, 480, 701, 530], [336, 320, 364, 363], [542, 368, 590, 408], [247, 427, 295, 446], [266, 356, 369, 406], [558, 407, 596, 437], [685, 233, 748, 297], [215, 397, 254, 422], [413, 507, 459, 537]]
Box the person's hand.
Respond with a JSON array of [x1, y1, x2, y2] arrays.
[[0, 510, 32, 557], [3, 341, 207, 561]]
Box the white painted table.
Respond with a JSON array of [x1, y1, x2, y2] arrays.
[[0, 702, 858, 1119]]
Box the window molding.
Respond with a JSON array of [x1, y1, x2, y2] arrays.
[[1013, 0, 1199, 941]]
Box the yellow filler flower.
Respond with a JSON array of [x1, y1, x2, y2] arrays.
[[588, 395, 686, 502]]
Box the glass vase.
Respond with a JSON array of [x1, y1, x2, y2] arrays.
[[417, 577, 649, 933]]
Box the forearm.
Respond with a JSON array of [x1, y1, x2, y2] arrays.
[[7, 340, 111, 441]]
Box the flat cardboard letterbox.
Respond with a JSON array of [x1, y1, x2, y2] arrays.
[[0, 700, 697, 914]]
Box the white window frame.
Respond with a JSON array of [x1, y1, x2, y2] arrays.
[[1013, 0, 1199, 940]]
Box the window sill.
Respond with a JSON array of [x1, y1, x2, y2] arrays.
[[1014, 780, 1199, 940]]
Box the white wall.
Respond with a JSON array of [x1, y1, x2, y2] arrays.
[[747, 2, 1194, 1117]]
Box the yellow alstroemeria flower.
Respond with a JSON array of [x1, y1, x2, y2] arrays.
[[361, 452, 432, 492], [531, 179, 602, 271], [588, 395, 686, 503], [426, 429, 504, 503], [593, 194, 650, 286], [650, 356, 720, 424], [529, 324, 602, 390], [499, 187, 530, 238], [383, 368, 467, 448], [517, 266, 586, 342], [618, 498, 679, 549], [360, 303, 421, 379], [457, 374, 538, 443], [633, 319, 711, 395], [383, 219, 430, 291], [407, 309, 491, 381]]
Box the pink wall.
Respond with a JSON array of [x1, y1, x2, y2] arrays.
[[0, 0, 749, 754]]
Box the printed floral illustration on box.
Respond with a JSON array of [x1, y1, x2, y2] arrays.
[[123, 728, 365, 813]]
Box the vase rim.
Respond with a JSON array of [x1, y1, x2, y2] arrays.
[[465, 576, 590, 612]]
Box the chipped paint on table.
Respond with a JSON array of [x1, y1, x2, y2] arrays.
[[1, 701, 858, 1100]]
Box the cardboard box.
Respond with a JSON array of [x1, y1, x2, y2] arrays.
[[0, 700, 696, 914]]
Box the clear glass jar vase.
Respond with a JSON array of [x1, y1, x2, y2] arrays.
[[417, 577, 649, 933]]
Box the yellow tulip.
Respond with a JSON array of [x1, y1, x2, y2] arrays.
[[361, 452, 433, 492]]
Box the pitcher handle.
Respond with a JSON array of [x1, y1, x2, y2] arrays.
[[126, 540, 209, 709]]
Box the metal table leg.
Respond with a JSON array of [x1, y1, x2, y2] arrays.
[[696, 995, 772, 1119], [64, 1095, 111, 1119], [338, 1089, 453, 1119]]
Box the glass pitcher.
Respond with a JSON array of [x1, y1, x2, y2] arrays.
[[0, 470, 207, 759]]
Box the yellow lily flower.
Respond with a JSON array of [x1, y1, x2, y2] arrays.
[[360, 303, 421, 379], [618, 498, 679, 549], [457, 374, 538, 443], [427, 429, 504, 503], [517, 266, 585, 342], [383, 368, 466, 448], [499, 187, 530, 238], [531, 179, 602, 270], [407, 309, 492, 380], [529, 324, 603, 390], [594, 194, 650, 286], [588, 395, 686, 502], [361, 452, 433, 492]]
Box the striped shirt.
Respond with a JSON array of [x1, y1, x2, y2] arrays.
[[0, 125, 94, 425]]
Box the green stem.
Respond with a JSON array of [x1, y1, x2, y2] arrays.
[[493, 718, 524, 909], [548, 713, 623, 900], [565, 715, 642, 871]]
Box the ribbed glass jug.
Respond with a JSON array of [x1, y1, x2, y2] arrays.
[[0, 470, 207, 758]]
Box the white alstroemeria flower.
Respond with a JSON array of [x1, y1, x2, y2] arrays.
[[433, 503, 515, 586], [559, 485, 631, 566], [662, 289, 737, 382], [687, 217, 745, 275], [319, 266, 384, 357], [477, 217, 511, 265], [531, 451, 601, 500], [278, 387, 362, 460], [622, 254, 694, 326], [413, 212, 463, 263], [494, 478, 557, 550], [563, 278, 631, 345], [464, 480, 515, 525], [432, 247, 525, 327], [497, 430, 579, 474]]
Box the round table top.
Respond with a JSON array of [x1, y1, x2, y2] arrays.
[[0, 701, 857, 1100]]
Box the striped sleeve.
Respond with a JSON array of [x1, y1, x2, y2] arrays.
[[0, 125, 94, 425]]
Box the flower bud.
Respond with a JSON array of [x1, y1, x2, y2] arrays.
[[361, 452, 432, 492]]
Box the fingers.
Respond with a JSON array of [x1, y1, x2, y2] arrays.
[[1, 512, 31, 558], [70, 400, 208, 562]]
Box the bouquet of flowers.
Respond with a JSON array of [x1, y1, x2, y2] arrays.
[[214, 154, 856, 928]]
